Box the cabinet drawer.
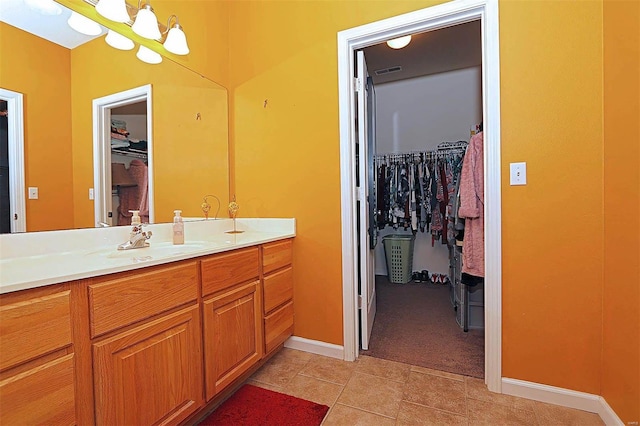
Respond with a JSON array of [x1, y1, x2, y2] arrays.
[[263, 239, 292, 274], [201, 247, 259, 297], [88, 262, 198, 337], [0, 353, 76, 425], [263, 267, 293, 314], [264, 301, 294, 354], [0, 290, 72, 371]]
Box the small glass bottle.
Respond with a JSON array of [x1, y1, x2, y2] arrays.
[[173, 210, 184, 245]]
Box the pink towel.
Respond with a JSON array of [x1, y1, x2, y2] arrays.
[[458, 131, 484, 277], [117, 160, 149, 225]]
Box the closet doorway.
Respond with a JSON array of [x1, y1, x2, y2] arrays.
[[360, 21, 484, 378], [0, 88, 25, 233], [93, 85, 154, 227], [337, 0, 503, 392]]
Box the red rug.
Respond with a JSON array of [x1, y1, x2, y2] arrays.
[[199, 384, 330, 426]]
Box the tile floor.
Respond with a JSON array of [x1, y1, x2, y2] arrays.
[[247, 348, 605, 426]]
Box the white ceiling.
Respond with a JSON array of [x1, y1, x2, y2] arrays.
[[363, 20, 482, 85], [0, 0, 105, 49]]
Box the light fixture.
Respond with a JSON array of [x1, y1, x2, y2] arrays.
[[386, 35, 412, 49], [132, 1, 161, 40], [105, 30, 134, 50], [136, 45, 162, 64], [68, 11, 102, 36], [95, 0, 130, 23], [24, 0, 62, 15], [163, 15, 189, 55]]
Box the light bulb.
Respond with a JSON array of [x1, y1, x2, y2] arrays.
[[67, 11, 102, 36], [95, 0, 130, 23], [136, 45, 162, 64], [164, 25, 189, 55], [132, 5, 161, 40], [105, 30, 134, 51]]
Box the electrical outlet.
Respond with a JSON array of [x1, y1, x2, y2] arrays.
[[28, 187, 39, 199], [510, 162, 527, 186]]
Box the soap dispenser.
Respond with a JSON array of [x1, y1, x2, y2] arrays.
[[130, 210, 141, 226], [173, 210, 184, 245]]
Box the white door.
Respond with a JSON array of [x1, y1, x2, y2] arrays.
[[356, 50, 377, 350]]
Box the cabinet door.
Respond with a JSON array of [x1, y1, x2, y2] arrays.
[[203, 281, 262, 400], [92, 305, 203, 426], [0, 354, 76, 426]]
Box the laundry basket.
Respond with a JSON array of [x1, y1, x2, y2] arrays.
[[382, 235, 415, 284]]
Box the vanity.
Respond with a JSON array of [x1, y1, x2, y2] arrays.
[[0, 218, 296, 425]]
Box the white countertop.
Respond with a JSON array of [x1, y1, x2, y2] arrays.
[[0, 218, 295, 294]]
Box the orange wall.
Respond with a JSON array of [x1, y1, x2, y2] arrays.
[[228, 0, 607, 397], [69, 38, 229, 228], [500, 1, 604, 394], [602, 0, 640, 423], [0, 23, 74, 232]]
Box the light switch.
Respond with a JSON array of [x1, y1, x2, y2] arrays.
[[28, 187, 39, 199], [510, 162, 527, 186], [89, 188, 94, 200]]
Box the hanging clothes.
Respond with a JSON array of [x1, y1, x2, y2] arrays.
[[458, 131, 484, 278], [117, 159, 149, 225]]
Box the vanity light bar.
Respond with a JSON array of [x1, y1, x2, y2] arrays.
[[82, 0, 168, 40]]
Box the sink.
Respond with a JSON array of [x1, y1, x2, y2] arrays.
[[88, 242, 213, 262]]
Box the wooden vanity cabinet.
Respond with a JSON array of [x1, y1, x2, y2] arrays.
[[0, 284, 77, 426], [262, 239, 294, 354], [201, 247, 262, 401], [88, 261, 203, 426]]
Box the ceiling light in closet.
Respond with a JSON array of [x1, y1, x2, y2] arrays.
[[386, 35, 412, 49], [131, 1, 161, 39], [95, 0, 130, 23], [68, 11, 102, 36], [105, 29, 134, 50], [136, 45, 162, 64]]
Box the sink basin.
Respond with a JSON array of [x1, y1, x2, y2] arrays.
[[88, 242, 213, 262]]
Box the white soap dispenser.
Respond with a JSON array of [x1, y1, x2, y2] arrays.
[[173, 210, 184, 245], [129, 210, 141, 226]]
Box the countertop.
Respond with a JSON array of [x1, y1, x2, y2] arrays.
[[0, 218, 295, 294]]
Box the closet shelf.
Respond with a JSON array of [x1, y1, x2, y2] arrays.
[[111, 149, 147, 159]]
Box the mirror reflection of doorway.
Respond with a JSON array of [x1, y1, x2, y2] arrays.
[[109, 101, 149, 226], [1, 99, 9, 233], [92, 84, 153, 228]]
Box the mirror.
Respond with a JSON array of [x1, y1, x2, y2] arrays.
[[0, 0, 229, 232]]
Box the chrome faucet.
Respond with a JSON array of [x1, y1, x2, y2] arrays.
[[117, 223, 152, 250]]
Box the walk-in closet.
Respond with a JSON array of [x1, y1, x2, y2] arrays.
[[359, 20, 486, 379]]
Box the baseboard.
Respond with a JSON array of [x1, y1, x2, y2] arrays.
[[502, 378, 624, 426], [284, 336, 344, 360]]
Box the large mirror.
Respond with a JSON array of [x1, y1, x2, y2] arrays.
[[0, 0, 229, 233]]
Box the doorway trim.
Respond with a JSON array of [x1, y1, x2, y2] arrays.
[[0, 88, 26, 233], [337, 0, 502, 392], [92, 84, 154, 227]]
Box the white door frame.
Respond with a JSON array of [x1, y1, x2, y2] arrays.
[[0, 88, 26, 233], [337, 0, 502, 392], [92, 84, 154, 227]]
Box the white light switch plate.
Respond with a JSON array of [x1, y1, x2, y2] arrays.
[[28, 187, 39, 199], [510, 162, 527, 185], [89, 188, 94, 200]]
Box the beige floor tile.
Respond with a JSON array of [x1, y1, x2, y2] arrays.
[[337, 372, 405, 418], [244, 379, 285, 393], [410, 365, 465, 382], [268, 347, 314, 366], [465, 376, 536, 411], [467, 398, 538, 425], [403, 371, 467, 415], [321, 403, 396, 426], [396, 400, 468, 425], [282, 374, 345, 407], [356, 355, 411, 383], [299, 354, 358, 385], [250, 360, 306, 388], [533, 401, 604, 426]]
